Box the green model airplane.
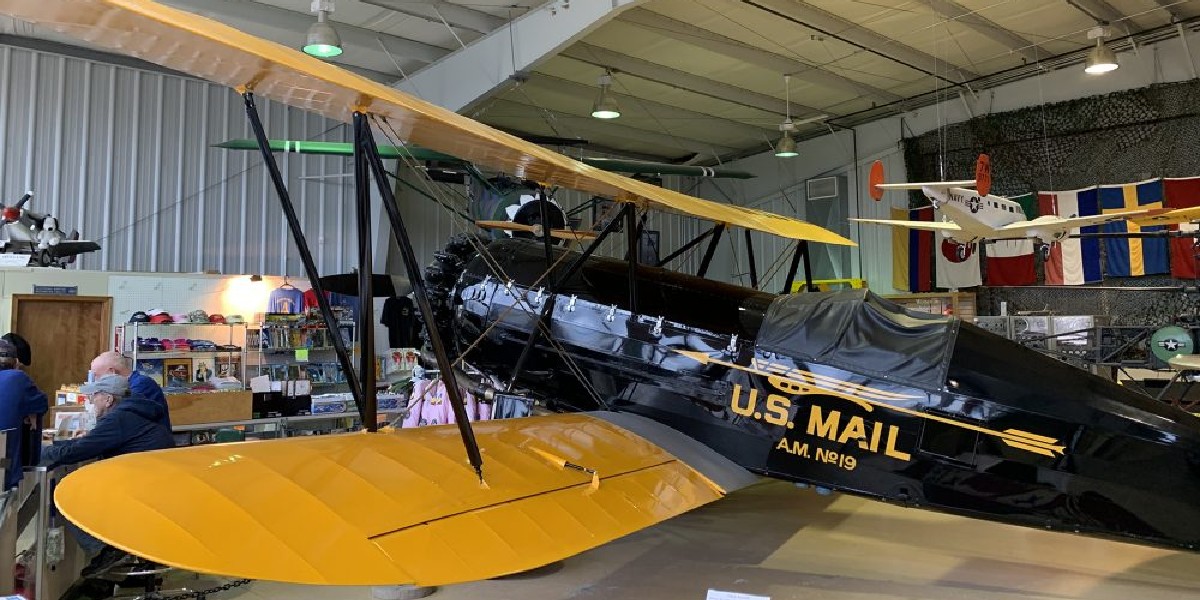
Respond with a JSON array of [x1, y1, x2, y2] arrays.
[[212, 139, 755, 179]]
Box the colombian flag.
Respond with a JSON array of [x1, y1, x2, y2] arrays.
[[1099, 179, 1169, 277], [890, 207, 933, 293]]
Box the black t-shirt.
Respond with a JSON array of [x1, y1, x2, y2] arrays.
[[380, 296, 421, 347]]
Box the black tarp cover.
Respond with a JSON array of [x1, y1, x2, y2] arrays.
[[755, 288, 960, 390]]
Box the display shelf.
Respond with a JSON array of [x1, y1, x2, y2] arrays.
[[115, 321, 249, 389], [119, 350, 240, 359], [246, 319, 357, 394]]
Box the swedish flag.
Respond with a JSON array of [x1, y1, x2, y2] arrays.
[[1099, 179, 1169, 277]]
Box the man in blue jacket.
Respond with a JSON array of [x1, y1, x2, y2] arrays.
[[0, 338, 47, 490], [89, 351, 170, 429], [42, 373, 174, 576]]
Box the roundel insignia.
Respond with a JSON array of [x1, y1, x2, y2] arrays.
[[940, 239, 974, 263], [869, 160, 885, 201], [1151, 325, 1194, 363], [975, 153, 992, 197]]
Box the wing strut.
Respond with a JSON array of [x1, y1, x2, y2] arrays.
[[537, 185, 554, 270], [242, 92, 366, 422], [357, 114, 485, 481], [626, 206, 640, 315], [744, 229, 758, 289], [351, 114, 378, 432], [508, 203, 635, 390], [782, 241, 815, 293], [696, 223, 726, 278], [656, 225, 717, 268]]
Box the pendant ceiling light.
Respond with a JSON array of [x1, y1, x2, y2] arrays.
[[591, 70, 620, 119], [303, 0, 343, 58], [775, 74, 798, 158], [1084, 26, 1118, 74]]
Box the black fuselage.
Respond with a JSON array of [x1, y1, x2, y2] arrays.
[[438, 238, 1200, 551]]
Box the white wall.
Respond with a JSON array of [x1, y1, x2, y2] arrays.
[[696, 29, 1200, 295]]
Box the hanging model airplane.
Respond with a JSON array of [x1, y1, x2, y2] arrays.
[[0, 191, 100, 267], [851, 156, 1152, 261], [8, 0, 1200, 590]]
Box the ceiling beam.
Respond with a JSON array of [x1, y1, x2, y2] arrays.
[[482, 98, 738, 158], [159, 0, 446, 64], [1065, 0, 1131, 27], [519, 73, 778, 139], [921, 0, 1047, 63], [741, 0, 978, 83], [398, 0, 649, 112], [561, 43, 823, 117], [1154, 0, 1187, 21], [359, 0, 506, 35], [619, 8, 901, 104]]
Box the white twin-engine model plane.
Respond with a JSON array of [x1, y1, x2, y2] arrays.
[[852, 155, 1151, 261]]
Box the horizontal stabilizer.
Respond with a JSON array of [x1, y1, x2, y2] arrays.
[[875, 180, 976, 191], [53, 413, 733, 586], [848, 218, 961, 232]]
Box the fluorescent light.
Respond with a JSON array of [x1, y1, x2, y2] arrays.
[[591, 72, 620, 119], [1085, 41, 1118, 73], [303, 10, 342, 58]]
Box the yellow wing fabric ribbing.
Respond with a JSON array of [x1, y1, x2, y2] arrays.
[[53, 413, 736, 586], [0, 0, 853, 246]]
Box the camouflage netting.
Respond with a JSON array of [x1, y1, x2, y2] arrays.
[[905, 78, 1200, 194], [903, 79, 1200, 326]]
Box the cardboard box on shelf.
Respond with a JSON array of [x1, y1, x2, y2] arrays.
[[166, 391, 253, 426]]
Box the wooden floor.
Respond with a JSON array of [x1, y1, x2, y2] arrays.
[[206, 480, 1200, 600]]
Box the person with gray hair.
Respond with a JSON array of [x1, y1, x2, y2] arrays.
[[89, 350, 170, 429], [41, 373, 173, 576]]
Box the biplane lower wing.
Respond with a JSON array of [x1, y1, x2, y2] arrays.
[[53, 412, 754, 586], [0, 0, 852, 247]]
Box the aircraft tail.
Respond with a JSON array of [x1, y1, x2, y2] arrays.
[[869, 154, 991, 195]]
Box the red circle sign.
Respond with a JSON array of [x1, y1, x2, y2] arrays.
[[869, 160, 885, 201], [975, 153, 992, 197]]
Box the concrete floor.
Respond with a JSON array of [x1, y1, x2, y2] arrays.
[[182, 480, 1200, 600]]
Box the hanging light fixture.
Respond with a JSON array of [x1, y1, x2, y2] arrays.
[[775, 74, 798, 157], [1084, 26, 1118, 74], [591, 70, 621, 119], [303, 0, 343, 59]]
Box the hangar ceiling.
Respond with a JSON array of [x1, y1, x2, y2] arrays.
[[4, 0, 1199, 163]]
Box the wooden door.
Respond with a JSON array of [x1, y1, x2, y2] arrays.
[[11, 294, 112, 397]]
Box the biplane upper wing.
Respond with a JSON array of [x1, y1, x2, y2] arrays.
[[0, 0, 852, 246], [54, 412, 754, 586]]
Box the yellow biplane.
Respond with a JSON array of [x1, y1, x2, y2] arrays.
[[0, 0, 856, 588], [8, 3, 1200, 586]]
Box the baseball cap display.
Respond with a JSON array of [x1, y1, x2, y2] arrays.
[[208, 314, 226, 324], [149, 313, 174, 324], [81, 373, 129, 397], [129, 311, 150, 323], [226, 314, 245, 324], [187, 310, 209, 323]]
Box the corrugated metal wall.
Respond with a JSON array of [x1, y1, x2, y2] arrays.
[[0, 42, 359, 276]]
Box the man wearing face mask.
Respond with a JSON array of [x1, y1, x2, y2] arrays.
[[41, 373, 174, 576]]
